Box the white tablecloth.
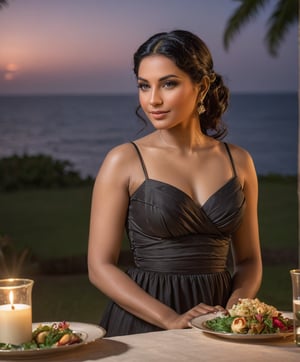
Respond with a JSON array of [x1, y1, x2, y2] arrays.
[[0, 314, 298, 361]]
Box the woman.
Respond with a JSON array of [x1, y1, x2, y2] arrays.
[[88, 30, 262, 337]]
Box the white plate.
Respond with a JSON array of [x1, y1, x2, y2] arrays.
[[0, 321, 106, 358], [191, 312, 294, 340]]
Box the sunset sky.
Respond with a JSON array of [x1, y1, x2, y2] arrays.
[[0, 0, 297, 95]]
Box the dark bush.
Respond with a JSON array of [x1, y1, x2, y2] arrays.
[[0, 234, 36, 277], [0, 154, 93, 191]]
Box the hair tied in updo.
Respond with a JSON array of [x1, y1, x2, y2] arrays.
[[209, 71, 216, 83]]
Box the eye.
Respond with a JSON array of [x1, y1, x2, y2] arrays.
[[137, 82, 150, 91], [162, 80, 178, 89]]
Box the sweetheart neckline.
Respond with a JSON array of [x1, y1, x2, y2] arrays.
[[130, 176, 241, 209]]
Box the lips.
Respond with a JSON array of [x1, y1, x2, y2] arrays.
[[149, 111, 169, 119]]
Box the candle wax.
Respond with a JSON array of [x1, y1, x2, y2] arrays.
[[0, 304, 32, 344]]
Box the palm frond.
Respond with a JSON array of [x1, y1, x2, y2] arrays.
[[223, 0, 269, 50], [265, 0, 298, 56], [0, 0, 8, 9]]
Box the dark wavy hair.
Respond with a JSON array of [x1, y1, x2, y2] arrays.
[[133, 30, 229, 139]]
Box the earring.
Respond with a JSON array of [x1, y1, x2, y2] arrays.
[[197, 100, 205, 115]]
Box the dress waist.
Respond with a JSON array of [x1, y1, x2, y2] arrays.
[[130, 234, 230, 274]]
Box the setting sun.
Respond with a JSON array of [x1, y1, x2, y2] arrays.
[[3, 63, 20, 81], [6, 63, 19, 72]]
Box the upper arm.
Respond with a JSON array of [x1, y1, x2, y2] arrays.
[[87, 144, 133, 269], [230, 146, 262, 267]]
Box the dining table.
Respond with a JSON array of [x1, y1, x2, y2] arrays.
[[0, 312, 298, 362]]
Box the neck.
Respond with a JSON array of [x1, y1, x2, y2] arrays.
[[157, 128, 209, 152]]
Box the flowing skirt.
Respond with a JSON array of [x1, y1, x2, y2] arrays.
[[100, 267, 232, 337]]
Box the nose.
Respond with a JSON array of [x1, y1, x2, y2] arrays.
[[149, 88, 163, 106]]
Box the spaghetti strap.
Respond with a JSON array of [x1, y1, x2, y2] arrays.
[[131, 142, 149, 179], [223, 142, 237, 177]]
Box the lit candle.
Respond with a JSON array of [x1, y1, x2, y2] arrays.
[[0, 290, 32, 344]]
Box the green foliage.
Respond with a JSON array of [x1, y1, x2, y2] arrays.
[[0, 154, 93, 191], [224, 0, 298, 56]]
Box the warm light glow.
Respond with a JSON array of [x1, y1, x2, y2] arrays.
[[3, 63, 20, 81], [5, 63, 19, 72], [4, 73, 15, 81], [9, 291, 14, 306]]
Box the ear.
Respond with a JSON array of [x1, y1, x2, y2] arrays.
[[197, 75, 210, 101]]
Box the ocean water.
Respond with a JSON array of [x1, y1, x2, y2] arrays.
[[0, 93, 297, 178]]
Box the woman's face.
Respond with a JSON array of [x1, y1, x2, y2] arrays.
[[137, 54, 200, 130]]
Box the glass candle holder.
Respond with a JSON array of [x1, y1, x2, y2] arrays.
[[0, 278, 34, 345], [290, 269, 300, 346]]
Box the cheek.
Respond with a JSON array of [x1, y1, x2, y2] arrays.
[[172, 91, 197, 113], [139, 92, 148, 111]]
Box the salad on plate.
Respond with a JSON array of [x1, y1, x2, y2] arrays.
[[205, 298, 293, 335], [0, 321, 85, 351]]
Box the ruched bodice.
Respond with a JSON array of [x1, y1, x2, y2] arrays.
[[100, 142, 246, 337], [127, 177, 245, 273]]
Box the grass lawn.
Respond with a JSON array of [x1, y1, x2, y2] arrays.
[[257, 265, 294, 311], [32, 274, 108, 323], [0, 175, 298, 322], [0, 186, 130, 260], [258, 176, 298, 251], [0, 187, 94, 258]]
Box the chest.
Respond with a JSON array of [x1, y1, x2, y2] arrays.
[[127, 177, 245, 238]]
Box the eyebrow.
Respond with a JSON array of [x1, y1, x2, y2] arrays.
[[137, 74, 180, 82]]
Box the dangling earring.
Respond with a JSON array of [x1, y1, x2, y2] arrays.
[[197, 100, 205, 115]]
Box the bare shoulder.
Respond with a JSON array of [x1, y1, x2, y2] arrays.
[[226, 143, 257, 183], [103, 142, 137, 165], [96, 142, 138, 182], [227, 143, 253, 165]]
